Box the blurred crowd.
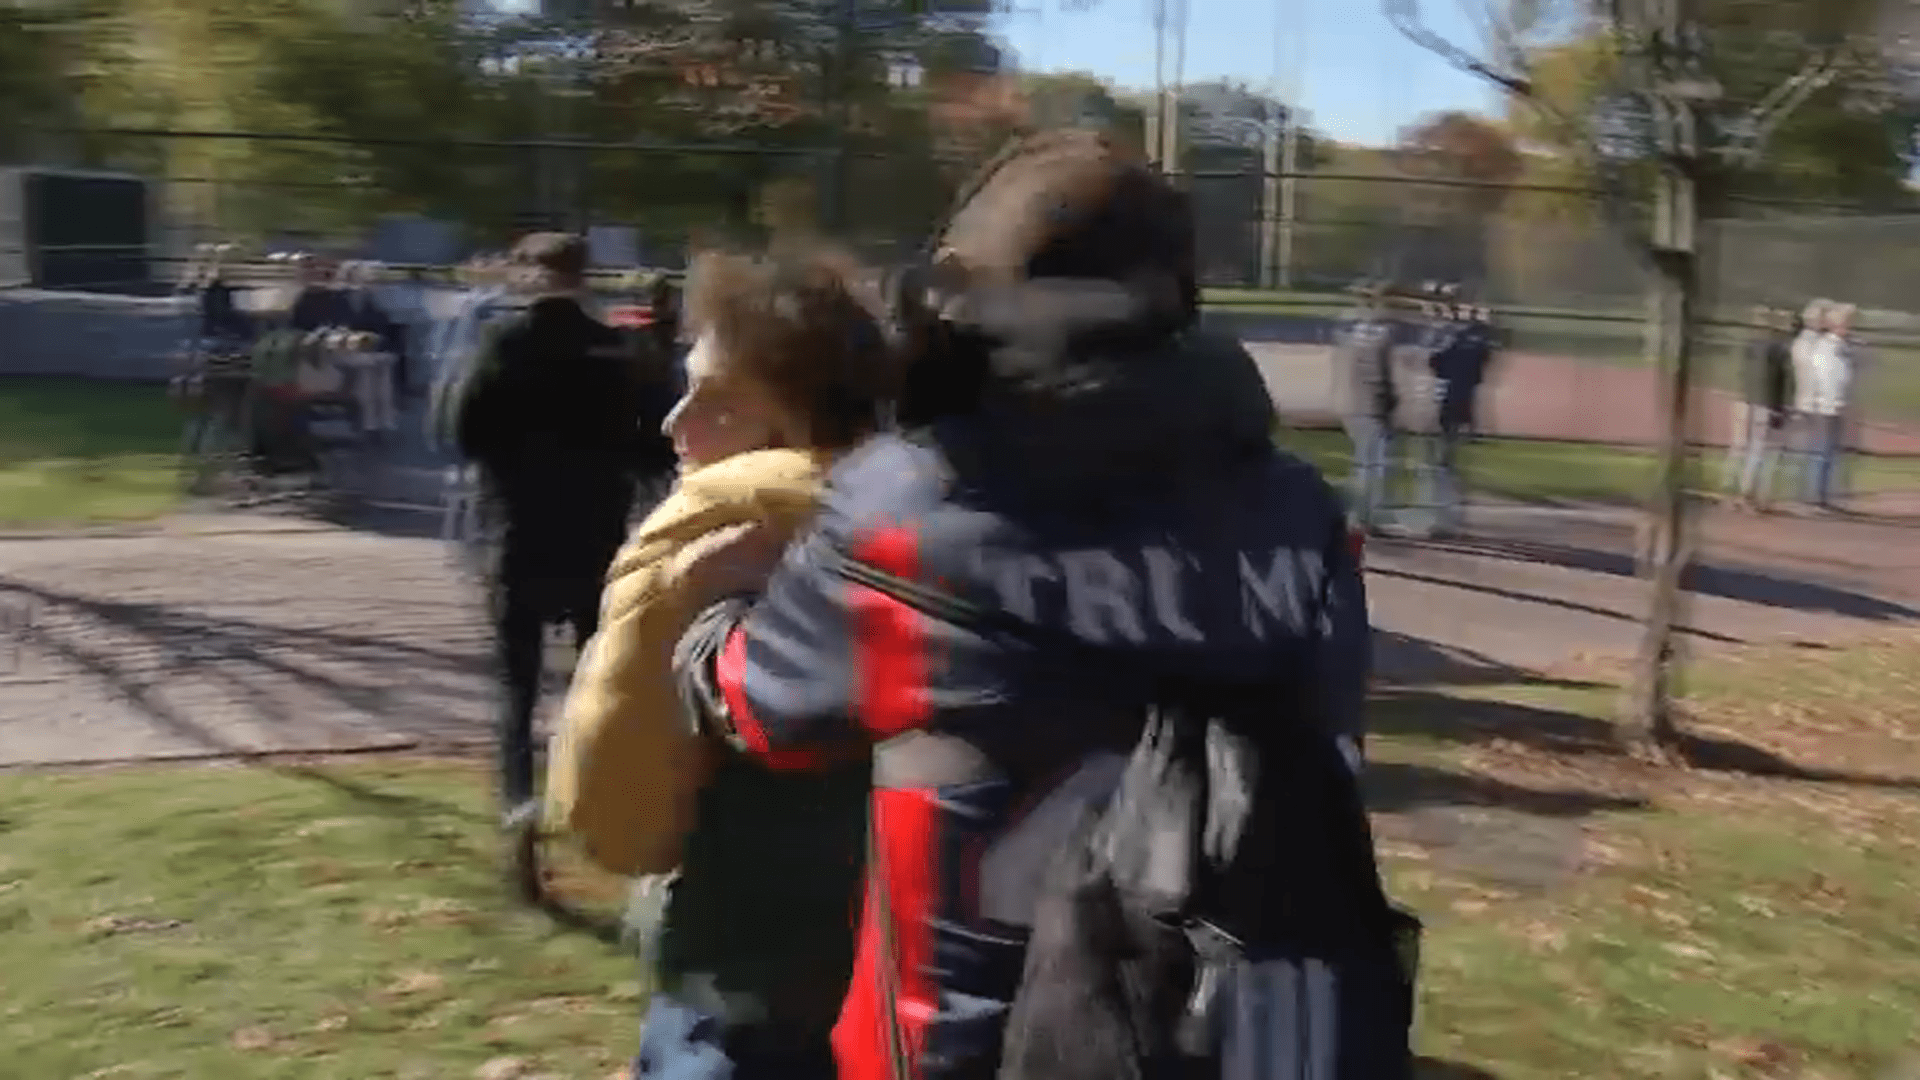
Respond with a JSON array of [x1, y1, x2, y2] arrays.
[[1332, 279, 1502, 537], [1723, 298, 1861, 512]]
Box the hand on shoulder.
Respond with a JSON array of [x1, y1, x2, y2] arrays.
[[678, 520, 792, 607]]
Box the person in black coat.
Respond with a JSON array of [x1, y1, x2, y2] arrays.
[[288, 255, 352, 332], [1725, 304, 1798, 508], [337, 262, 413, 396], [1421, 301, 1495, 533], [450, 232, 676, 836]]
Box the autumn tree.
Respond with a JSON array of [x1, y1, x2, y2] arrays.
[[1390, 110, 1523, 287]]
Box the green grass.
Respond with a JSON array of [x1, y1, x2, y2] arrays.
[[0, 377, 186, 526], [1276, 427, 1920, 506], [1373, 634, 1920, 1079], [0, 758, 638, 1080], [5, 637, 1920, 1076]]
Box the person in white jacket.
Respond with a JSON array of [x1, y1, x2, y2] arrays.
[[1791, 300, 1854, 509]]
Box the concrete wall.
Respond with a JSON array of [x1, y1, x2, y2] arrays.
[[0, 289, 194, 382], [0, 284, 477, 383]]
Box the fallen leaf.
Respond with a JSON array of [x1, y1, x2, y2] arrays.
[[230, 1026, 275, 1052], [386, 969, 446, 996], [476, 1057, 529, 1080]]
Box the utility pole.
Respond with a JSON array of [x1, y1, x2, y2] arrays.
[[1147, 0, 1188, 177], [1148, 0, 1166, 169], [1276, 104, 1300, 290], [1258, 109, 1280, 290]]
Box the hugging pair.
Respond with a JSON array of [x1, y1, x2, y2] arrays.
[[549, 128, 1387, 1080]]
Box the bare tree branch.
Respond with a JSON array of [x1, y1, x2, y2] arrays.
[[1385, 0, 1535, 94], [1386, 0, 1654, 252]]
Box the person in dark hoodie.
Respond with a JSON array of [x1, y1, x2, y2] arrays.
[[1422, 298, 1495, 535], [450, 232, 676, 887], [669, 129, 1377, 1080]]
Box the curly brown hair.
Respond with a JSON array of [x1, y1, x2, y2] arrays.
[[682, 243, 896, 450]]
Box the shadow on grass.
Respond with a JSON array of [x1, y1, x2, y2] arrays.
[[533, 891, 624, 946], [1365, 760, 1647, 818], [1, 574, 636, 941], [1363, 558, 1747, 647], [1372, 685, 1920, 792], [1374, 631, 1610, 690], [1414, 533, 1920, 624], [1414, 1058, 1504, 1079]]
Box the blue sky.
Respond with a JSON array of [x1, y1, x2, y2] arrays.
[[992, 0, 1509, 146], [488, 0, 1507, 146]]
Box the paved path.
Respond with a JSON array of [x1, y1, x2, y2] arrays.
[[1367, 503, 1920, 682], [5, 500, 1917, 767], [0, 523, 494, 766]]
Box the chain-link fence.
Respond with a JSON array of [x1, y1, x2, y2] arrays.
[[1, 128, 999, 380], [7, 136, 1920, 462], [1184, 165, 1920, 453]]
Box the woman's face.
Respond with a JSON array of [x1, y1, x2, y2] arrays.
[[662, 332, 788, 469]]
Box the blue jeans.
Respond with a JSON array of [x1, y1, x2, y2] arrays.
[[1343, 415, 1395, 526], [1730, 406, 1785, 502], [633, 994, 836, 1080], [1797, 412, 1844, 507], [1418, 422, 1467, 529]]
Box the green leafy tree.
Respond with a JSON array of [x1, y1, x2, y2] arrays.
[[1504, 2, 1919, 208]]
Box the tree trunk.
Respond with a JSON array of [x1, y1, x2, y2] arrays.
[[1621, 162, 1697, 762]]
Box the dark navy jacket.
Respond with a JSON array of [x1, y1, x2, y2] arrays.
[[676, 282, 1371, 1080], [1429, 320, 1495, 428]]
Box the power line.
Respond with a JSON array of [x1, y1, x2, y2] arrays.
[[36, 126, 852, 156]]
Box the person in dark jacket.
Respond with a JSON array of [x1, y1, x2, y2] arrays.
[[198, 270, 254, 344], [669, 129, 1375, 1080], [451, 232, 677, 846], [289, 255, 352, 331], [339, 261, 415, 398], [1723, 304, 1797, 509], [1421, 300, 1495, 534], [1333, 280, 1403, 531]]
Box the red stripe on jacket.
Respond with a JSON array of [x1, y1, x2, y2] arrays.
[[835, 786, 942, 1080], [849, 525, 931, 739], [717, 626, 834, 771], [837, 525, 939, 1080]]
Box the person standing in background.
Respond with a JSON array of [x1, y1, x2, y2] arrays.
[[1334, 280, 1403, 532], [1723, 304, 1796, 510], [339, 261, 412, 408], [1422, 298, 1493, 534], [289, 253, 351, 332], [1792, 300, 1854, 511]]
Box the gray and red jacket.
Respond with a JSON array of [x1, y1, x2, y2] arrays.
[[675, 286, 1371, 1080]]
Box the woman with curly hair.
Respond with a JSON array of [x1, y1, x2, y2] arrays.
[[545, 242, 897, 1080]]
